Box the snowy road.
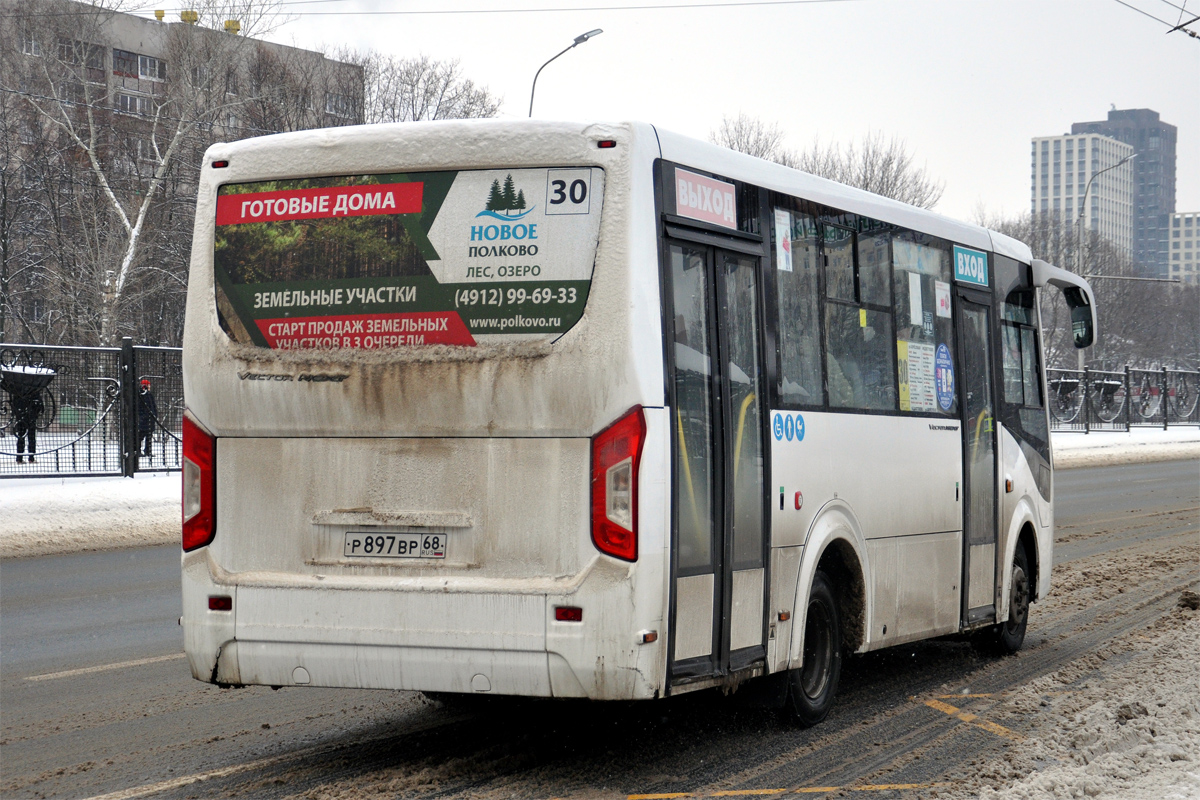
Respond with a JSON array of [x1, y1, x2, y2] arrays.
[[1, 459, 1196, 800]]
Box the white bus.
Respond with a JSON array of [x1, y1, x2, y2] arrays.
[[181, 120, 1096, 724]]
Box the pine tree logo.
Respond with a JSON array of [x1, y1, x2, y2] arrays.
[[478, 173, 534, 220]]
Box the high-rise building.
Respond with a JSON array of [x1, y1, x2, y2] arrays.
[[1030, 133, 1134, 258], [1169, 212, 1199, 286], [1071, 109, 1177, 277]]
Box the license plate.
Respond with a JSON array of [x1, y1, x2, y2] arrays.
[[343, 531, 446, 559]]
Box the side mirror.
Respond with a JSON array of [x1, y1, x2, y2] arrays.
[[1031, 259, 1097, 351], [1063, 287, 1094, 349]]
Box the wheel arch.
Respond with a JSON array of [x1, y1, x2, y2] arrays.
[[789, 501, 870, 668], [998, 499, 1041, 623]]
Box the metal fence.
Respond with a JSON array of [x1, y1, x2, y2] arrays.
[[0, 340, 182, 478], [1048, 367, 1200, 432], [3, 341, 1194, 475]]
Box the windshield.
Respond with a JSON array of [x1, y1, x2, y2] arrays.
[[213, 167, 604, 349]]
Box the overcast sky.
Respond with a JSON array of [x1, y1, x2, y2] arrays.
[[252, 0, 1197, 224]]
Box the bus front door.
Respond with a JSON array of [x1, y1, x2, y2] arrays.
[[666, 241, 768, 683], [956, 292, 999, 625]]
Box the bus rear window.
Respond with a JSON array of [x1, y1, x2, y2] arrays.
[[213, 168, 604, 349]]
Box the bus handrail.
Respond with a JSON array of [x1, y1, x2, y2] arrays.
[[733, 391, 755, 484], [676, 409, 703, 535]]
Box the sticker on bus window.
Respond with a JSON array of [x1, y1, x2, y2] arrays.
[[774, 209, 793, 272], [212, 168, 604, 349], [897, 340, 937, 413], [935, 344, 956, 411], [935, 280, 951, 318]]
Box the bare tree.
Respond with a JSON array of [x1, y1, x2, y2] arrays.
[[792, 132, 944, 210], [710, 114, 945, 210], [242, 42, 363, 134], [1, 0, 362, 346], [340, 51, 501, 124], [981, 210, 1199, 370], [710, 113, 788, 161]]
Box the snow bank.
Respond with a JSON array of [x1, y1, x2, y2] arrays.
[[0, 429, 1196, 559], [0, 473, 179, 558], [941, 600, 1200, 800], [1052, 427, 1200, 470]]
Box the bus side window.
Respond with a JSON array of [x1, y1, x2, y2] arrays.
[[824, 225, 855, 302], [1001, 324, 1025, 404], [772, 208, 823, 406], [1000, 286, 1047, 444], [892, 235, 957, 415], [824, 304, 895, 410], [995, 256, 1049, 457], [821, 219, 896, 412]]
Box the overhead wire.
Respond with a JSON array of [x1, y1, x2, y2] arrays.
[[1110, 0, 1199, 33], [4, 0, 872, 19]]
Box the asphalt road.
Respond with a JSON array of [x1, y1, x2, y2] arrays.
[[1, 458, 1196, 800]]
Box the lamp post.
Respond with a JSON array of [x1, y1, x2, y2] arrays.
[[528, 29, 603, 118], [1073, 151, 1136, 372], [1075, 152, 1137, 275]]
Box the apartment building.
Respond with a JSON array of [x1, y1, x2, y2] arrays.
[[1169, 212, 1199, 286], [1073, 109, 1177, 278], [1031, 132, 1135, 259]]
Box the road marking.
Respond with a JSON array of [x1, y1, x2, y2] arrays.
[[850, 785, 949, 791], [25, 653, 186, 682], [923, 698, 1023, 741]]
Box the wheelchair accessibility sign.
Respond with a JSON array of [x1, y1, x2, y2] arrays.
[[772, 412, 805, 442]]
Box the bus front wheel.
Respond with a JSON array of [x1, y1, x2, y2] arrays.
[[974, 543, 1030, 655], [786, 570, 842, 727]]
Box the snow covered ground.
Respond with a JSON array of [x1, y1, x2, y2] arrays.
[[0, 471, 181, 558], [1050, 426, 1200, 469], [1, 428, 1197, 559], [938, 544, 1200, 800]]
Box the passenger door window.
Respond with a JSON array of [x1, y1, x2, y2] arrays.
[[670, 244, 714, 572]]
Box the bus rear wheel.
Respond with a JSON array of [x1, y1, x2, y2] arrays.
[[786, 570, 842, 727], [974, 542, 1030, 655]]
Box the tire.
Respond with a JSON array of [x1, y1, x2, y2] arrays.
[[785, 570, 842, 727], [974, 542, 1030, 655]]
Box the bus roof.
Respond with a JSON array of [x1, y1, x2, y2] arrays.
[[202, 119, 1033, 265], [652, 126, 1033, 264]]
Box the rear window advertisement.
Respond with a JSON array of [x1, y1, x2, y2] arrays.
[[213, 168, 605, 349]]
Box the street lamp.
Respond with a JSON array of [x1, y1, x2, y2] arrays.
[[1072, 151, 1136, 371], [528, 29, 603, 118], [1075, 152, 1137, 275]]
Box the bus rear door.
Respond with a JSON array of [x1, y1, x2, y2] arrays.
[[665, 235, 770, 684]]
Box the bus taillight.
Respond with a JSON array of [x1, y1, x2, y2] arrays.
[[591, 406, 645, 562], [182, 413, 216, 551]]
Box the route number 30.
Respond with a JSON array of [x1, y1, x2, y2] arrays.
[[545, 169, 592, 215]]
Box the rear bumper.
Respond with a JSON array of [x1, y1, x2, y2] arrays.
[[182, 548, 668, 700], [226, 640, 560, 695]]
